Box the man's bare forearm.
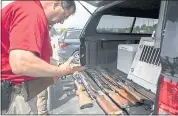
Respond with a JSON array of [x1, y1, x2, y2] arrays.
[[9, 50, 65, 78], [50, 57, 58, 66]]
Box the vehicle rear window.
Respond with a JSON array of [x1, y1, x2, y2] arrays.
[[96, 15, 158, 34], [132, 18, 158, 34], [96, 15, 134, 33], [65, 31, 81, 39]]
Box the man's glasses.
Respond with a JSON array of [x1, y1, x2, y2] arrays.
[[53, 2, 70, 20]]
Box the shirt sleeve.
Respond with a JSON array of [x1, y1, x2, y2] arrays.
[[9, 8, 46, 56]]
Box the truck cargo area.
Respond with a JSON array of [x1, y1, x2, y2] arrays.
[[78, 39, 158, 115], [78, 0, 161, 114], [48, 37, 159, 115]]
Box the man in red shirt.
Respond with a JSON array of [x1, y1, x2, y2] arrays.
[[1, 0, 85, 114]]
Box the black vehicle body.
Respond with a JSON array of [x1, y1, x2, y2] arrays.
[[80, 0, 178, 115]]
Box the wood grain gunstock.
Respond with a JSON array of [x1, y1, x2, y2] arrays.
[[96, 73, 133, 107], [96, 95, 123, 115], [74, 80, 93, 109], [103, 88, 132, 108], [101, 73, 138, 104], [88, 88, 123, 114], [112, 85, 138, 104], [101, 70, 149, 104], [116, 79, 149, 103]]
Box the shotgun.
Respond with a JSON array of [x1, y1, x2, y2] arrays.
[[79, 73, 123, 115], [116, 78, 154, 105], [73, 73, 93, 109], [99, 68, 150, 104], [74, 80, 93, 109], [85, 69, 132, 108]]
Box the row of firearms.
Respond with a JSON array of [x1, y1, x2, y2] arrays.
[[73, 68, 153, 115]]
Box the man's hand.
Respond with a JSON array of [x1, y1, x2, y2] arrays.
[[58, 56, 86, 76]]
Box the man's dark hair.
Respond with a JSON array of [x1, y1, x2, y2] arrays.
[[61, 1, 76, 14]]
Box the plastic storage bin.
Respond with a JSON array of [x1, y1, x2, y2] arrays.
[[117, 44, 138, 74]]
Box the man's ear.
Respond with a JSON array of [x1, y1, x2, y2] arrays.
[[53, 0, 62, 10], [53, 0, 62, 9]]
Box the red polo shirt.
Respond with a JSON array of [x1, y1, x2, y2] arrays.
[[1, 1, 52, 85]]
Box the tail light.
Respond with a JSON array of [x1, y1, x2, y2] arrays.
[[59, 43, 70, 48], [155, 74, 178, 115]]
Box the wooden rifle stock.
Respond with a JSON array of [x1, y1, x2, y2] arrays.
[[101, 71, 148, 103], [116, 79, 149, 102], [103, 88, 131, 108], [111, 85, 138, 104], [93, 72, 132, 107], [101, 73, 138, 104], [74, 80, 93, 109], [95, 94, 123, 115], [88, 87, 123, 115]]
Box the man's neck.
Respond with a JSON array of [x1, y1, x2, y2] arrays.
[[40, 1, 53, 24]]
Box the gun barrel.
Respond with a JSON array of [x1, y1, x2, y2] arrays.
[[80, 73, 98, 98]]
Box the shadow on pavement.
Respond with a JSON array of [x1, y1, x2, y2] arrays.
[[48, 76, 76, 112]]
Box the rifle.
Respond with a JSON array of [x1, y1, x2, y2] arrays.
[[112, 70, 155, 101], [116, 78, 154, 105], [74, 80, 93, 109], [99, 69, 151, 104], [86, 69, 132, 108], [73, 72, 93, 109], [79, 72, 123, 115]]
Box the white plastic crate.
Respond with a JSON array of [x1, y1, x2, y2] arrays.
[[117, 44, 138, 74]]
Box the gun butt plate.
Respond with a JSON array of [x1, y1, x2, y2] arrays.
[[80, 103, 93, 109]]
